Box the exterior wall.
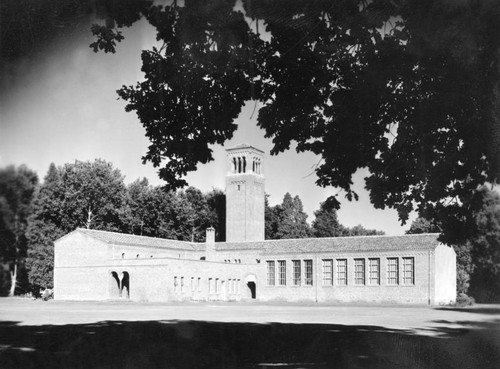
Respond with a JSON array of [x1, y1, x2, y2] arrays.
[[54, 231, 455, 305], [258, 251, 434, 304], [226, 173, 265, 242], [107, 258, 255, 302], [211, 248, 263, 265], [54, 232, 112, 300], [55, 232, 257, 302], [434, 244, 457, 304], [109, 243, 202, 261]]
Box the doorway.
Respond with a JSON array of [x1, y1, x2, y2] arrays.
[[247, 281, 256, 299]]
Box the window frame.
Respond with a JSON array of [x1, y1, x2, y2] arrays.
[[304, 259, 313, 286], [402, 257, 415, 285], [322, 259, 333, 286], [292, 260, 301, 286], [368, 258, 380, 285], [267, 260, 276, 286], [354, 258, 366, 285], [336, 259, 347, 286], [278, 260, 286, 286], [387, 257, 399, 285]]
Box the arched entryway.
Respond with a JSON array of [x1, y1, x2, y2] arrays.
[[109, 270, 130, 299], [110, 271, 120, 298], [245, 274, 257, 299], [122, 272, 130, 299]]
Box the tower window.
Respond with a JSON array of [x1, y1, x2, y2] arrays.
[[237, 184, 240, 191]]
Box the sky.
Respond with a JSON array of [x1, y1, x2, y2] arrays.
[[0, 18, 416, 235]]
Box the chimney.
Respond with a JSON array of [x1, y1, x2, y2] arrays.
[[205, 227, 216, 261]]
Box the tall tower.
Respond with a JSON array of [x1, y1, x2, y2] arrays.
[[225, 144, 265, 242]]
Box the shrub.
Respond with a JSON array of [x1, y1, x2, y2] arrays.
[[455, 293, 475, 307]]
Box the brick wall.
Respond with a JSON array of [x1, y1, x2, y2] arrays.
[[257, 250, 435, 304]]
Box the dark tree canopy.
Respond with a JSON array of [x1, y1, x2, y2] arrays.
[[0, 165, 38, 296], [266, 193, 311, 239], [83, 0, 500, 245], [312, 197, 344, 238], [407, 186, 500, 302]]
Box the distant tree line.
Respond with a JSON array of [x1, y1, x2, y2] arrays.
[[265, 193, 384, 240]]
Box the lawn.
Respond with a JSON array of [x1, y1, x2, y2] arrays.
[[0, 298, 499, 368]]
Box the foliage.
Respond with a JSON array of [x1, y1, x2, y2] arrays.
[[342, 225, 385, 237], [0, 165, 39, 296], [467, 187, 500, 302], [455, 293, 475, 308], [205, 189, 226, 242], [312, 197, 344, 238], [406, 217, 441, 235], [174, 187, 219, 242], [26, 160, 127, 292], [408, 187, 500, 301], [266, 193, 310, 239], [265, 195, 280, 240], [455, 242, 475, 296], [81, 0, 500, 247]]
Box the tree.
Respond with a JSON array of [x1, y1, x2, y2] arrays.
[[205, 189, 226, 242], [467, 187, 500, 302], [406, 217, 441, 235], [312, 197, 344, 238], [265, 194, 281, 240], [174, 187, 218, 242], [26, 160, 127, 292], [0, 165, 38, 296], [407, 187, 500, 301], [342, 225, 385, 237], [82, 0, 500, 246], [273, 193, 311, 239]]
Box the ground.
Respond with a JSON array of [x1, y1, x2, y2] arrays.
[[0, 299, 499, 368]]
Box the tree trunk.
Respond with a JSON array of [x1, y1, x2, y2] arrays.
[[9, 263, 17, 297]]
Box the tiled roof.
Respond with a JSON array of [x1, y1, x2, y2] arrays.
[[63, 229, 441, 254], [74, 228, 196, 251], [216, 234, 441, 254]]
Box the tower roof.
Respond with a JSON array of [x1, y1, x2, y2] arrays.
[[226, 144, 264, 154]]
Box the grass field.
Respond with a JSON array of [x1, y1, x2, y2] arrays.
[[1, 298, 499, 368]]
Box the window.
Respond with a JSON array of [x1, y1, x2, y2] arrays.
[[368, 258, 380, 285], [292, 260, 301, 286], [322, 259, 333, 286], [191, 277, 195, 292], [180, 277, 184, 292], [278, 260, 286, 286], [174, 276, 178, 293], [354, 259, 365, 285], [215, 278, 219, 294], [267, 261, 276, 286], [237, 279, 241, 294], [337, 259, 347, 285], [304, 259, 313, 286], [209, 278, 214, 293], [387, 258, 399, 285], [402, 257, 414, 285]]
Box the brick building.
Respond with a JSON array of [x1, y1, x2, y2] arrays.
[[54, 145, 456, 304]]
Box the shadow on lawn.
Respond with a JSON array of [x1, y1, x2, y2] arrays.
[[0, 319, 499, 369]]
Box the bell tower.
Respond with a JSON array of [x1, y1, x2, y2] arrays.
[[225, 144, 265, 242]]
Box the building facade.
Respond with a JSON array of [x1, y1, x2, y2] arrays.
[[54, 145, 456, 305]]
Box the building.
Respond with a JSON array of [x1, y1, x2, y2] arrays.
[[54, 145, 456, 305]]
